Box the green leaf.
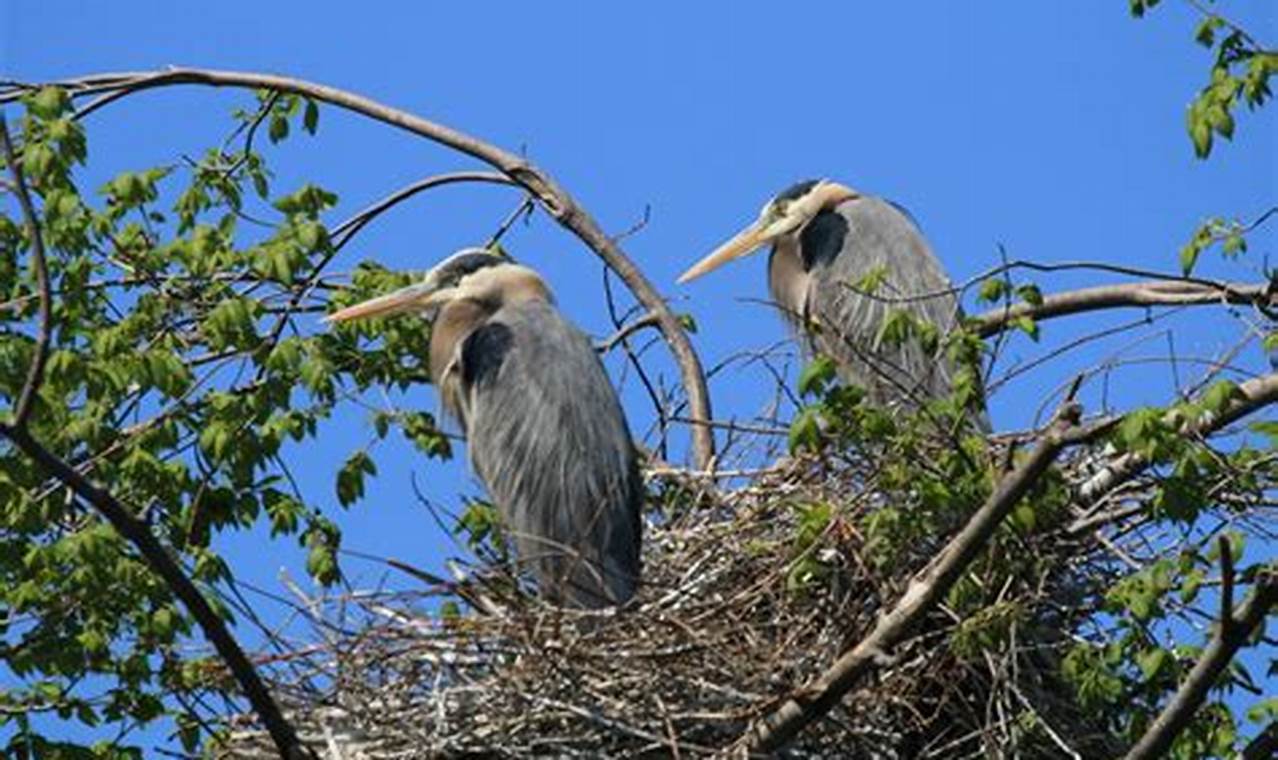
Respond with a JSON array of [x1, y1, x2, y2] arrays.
[[1191, 117, 1213, 158], [306, 543, 338, 586], [1015, 283, 1044, 306], [28, 86, 71, 118], [1194, 17, 1218, 48], [853, 264, 889, 294], [978, 277, 1008, 303], [336, 451, 377, 507], [1137, 647, 1170, 682], [1200, 379, 1243, 418], [303, 99, 320, 134], [1179, 241, 1201, 276], [797, 355, 837, 397], [788, 407, 823, 454], [268, 114, 289, 143], [1011, 315, 1040, 341]]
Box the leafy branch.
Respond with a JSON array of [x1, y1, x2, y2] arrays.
[[0, 115, 314, 759], [1124, 538, 1277, 760]]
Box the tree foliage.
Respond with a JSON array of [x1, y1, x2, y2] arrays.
[[0, 4, 1274, 757], [1, 89, 451, 756]]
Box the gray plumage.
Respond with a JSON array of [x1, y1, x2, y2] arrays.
[[770, 196, 965, 411], [327, 251, 642, 609], [447, 297, 642, 609], [680, 180, 986, 426]]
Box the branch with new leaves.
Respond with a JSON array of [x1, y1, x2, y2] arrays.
[[0, 115, 315, 760]]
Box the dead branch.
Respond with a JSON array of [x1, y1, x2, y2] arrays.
[[0, 67, 716, 467], [972, 279, 1276, 338], [1123, 556, 1278, 760], [743, 402, 1092, 752]]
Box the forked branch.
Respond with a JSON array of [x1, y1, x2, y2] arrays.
[[744, 402, 1093, 752], [1123, 545, 1277, 760]]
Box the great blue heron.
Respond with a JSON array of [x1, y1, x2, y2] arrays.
[[327, 249, 642, 608], [679, 179, 983, 422]]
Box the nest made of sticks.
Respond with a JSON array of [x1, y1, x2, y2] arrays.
[[217, 440, 1126, 760]]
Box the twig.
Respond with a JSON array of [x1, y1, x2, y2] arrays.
[[485, 195, 534, 248], [1123, 562, 1278, 760], [743, 401, 1089, 752], [329, 171, 515, 251], [0, 115, 51, 429], [597, 311, 659, 353], [971, 279, 1275, 338]]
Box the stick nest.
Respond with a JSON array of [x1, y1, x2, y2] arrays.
[[219, 453, 1119, 759]]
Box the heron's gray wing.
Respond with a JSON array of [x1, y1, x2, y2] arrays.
[[806, 197, 968, 410], [461, 301, 642, 608]]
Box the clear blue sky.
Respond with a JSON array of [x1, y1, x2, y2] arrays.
[[3, 0, 1275, 751]]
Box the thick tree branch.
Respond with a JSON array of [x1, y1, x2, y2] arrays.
[[744, 402, 1091, 752], [2, 67, 716, 467], [0, 115, 51, 429], [0, 424, 314, 759], [1123, 560, 1278, 760], [971, 279, 1276, 338], [1242, 721, 1278, 760]]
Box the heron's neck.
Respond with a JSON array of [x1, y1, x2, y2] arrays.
[[768, 237, 810, 322]]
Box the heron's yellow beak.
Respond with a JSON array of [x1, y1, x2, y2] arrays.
[[677, 217, 797, 284], [677, 180, 859, 284], [323, 282, 456, 323]]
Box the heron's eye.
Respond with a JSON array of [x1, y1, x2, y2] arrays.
[[762, 201, 787, 222]]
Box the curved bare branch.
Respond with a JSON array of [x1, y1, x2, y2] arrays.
[[1, 67, 716, 466]]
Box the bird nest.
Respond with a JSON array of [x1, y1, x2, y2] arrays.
[[218, 450, 1118, 759]]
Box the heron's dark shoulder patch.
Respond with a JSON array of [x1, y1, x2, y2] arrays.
[[776, 179, 821, 202], [799, 210, 849, 270], [460, 322, 515, 389]]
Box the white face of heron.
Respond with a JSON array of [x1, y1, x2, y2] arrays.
[[676, 180, 859, 284], [324, 248, 514, 324]]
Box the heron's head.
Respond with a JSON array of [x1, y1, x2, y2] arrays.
[[677, 179, 858, 284], [324, 247, 543, 324]]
